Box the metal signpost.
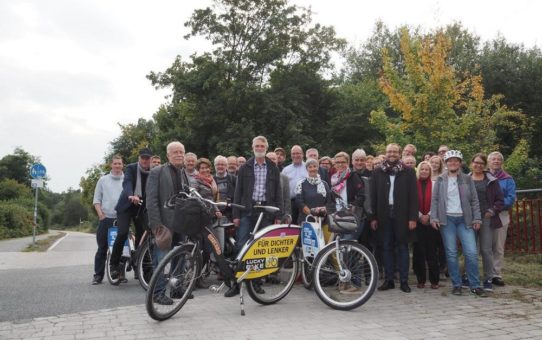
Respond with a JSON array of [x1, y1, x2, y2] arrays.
[[30, 163, 46, 245]]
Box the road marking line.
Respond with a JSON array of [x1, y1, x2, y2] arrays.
[[47, 233, 68, 252]]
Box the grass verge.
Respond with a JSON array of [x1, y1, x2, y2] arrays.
[[22, 232, 67, 252]]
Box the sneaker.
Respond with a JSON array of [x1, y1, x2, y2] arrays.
[[492, 277, 505, 286], [171, 288, 194, 299], [224, 284, 240, 297], [109, 265, 119, 281], [452, 286, 462, 296], [91, 275, 102, 285], [340, 286, 362, 295], [483, 279, 493, 292], [253, 280, 265, 294], [461, 274, 470, 289], [154, 294, 174, 305], [471, 287, 488, 298]]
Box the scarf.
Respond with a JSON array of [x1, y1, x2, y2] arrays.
[[417, 178, 432, 215], [330, 167, 351, 194], [295, 175, 327, 198], [134, 163, 150, 197], [492, 169, 512, 180], [380, 159, 404, 175], [196, 173, 218, 196]]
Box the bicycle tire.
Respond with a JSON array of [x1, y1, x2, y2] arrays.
[[105, 249, 124, 286], [145, 244, 200, 321], [312, 241, 378, 311], [301, 256, 313, 290], [245, 250, 298, 305], [136, 239, 154, 291]]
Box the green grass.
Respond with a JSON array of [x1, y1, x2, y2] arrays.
[[504, 254, 542, 288], [23, 232, 67, 252]]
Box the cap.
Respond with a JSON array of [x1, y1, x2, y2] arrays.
[[274, 147, 285, 154], [139, 148, 153, 157]]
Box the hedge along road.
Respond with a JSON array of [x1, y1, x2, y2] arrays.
[[0, 231, 156, 322]]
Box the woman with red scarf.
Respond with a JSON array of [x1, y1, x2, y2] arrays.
[[413, 161, 440, 289], [329, 152, 365, 240]]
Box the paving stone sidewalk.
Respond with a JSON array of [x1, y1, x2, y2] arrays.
[[2, 284, 542, 340]]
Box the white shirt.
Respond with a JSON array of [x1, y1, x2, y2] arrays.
[[388, 175, 396, 205], [446, 176, 463, 214], [282, 162, 308, 199]]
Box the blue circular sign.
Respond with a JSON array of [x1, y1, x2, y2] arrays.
[[30, 163, 46, 179]]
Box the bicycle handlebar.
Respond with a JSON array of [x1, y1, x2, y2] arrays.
[[166, 189, 246, 211]]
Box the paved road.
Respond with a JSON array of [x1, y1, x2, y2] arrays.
[[1, 231, 542, 339]]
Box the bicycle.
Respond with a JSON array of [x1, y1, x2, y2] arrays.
[[135, 229, 155, 291], [105, 223, 135, 285], [298, 206, 379, 310], [145, 188, 300, 321]]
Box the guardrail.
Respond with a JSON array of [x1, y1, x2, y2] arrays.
[[507, 189, 542, 254]]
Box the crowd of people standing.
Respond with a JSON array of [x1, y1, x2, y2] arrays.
[[91, 136, 517, 301]]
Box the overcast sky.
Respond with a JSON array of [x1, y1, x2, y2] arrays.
[[1, 0, 540, 193]]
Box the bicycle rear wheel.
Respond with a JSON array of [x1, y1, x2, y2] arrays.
[[136, 238, 154, 291], [145, 244, 200, 321], [245, 250, 298, 305], [312, 241, 377, 310]]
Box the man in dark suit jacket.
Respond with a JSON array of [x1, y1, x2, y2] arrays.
[[370, 143, 418, 293], [109, 148, 152, 280], [226, 136, 283, 297]]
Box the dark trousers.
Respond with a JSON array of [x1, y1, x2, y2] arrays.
[[412, 223, 440, 285], [382, 216, 409, 283], [110, 206, 147, 267], [290, 199, 299, 225], [94, 217, 115, 278]]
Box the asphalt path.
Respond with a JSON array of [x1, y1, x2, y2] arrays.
[[0, 231, 155, 322]]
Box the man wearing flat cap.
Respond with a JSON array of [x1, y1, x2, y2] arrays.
[[274, 147, 287, 171], [109, 147, 152, 281]]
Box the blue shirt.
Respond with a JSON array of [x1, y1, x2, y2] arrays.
[[252, 159, 267, 202]]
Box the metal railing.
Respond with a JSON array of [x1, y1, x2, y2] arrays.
[[507, 189, 542, 254]]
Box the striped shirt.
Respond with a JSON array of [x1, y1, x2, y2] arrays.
[[252, 159, 267, 202]]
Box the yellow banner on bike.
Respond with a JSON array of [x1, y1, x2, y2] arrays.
[[236, 233, 299, 279]]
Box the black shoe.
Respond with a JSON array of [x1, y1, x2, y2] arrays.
[[171, 289, 194, 299], [400, 282, 411, 293], [92, 275, 102, 285], [492, 277, 505, 286], [470, 287, 488, 298], [196, 278, 209, 289], [378, 280, 395, 291], [109, 265, 119, 281], [154, 295, 174, 305], [253, 281, 265, 294], [224, 284, 240, 297]]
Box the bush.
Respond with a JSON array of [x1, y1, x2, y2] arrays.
[[0, 202, 34, 239], [9, 197, 50, 229], [0, 179, 31, 200]]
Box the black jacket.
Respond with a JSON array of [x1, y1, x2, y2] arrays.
[[233, 157, 283, 219], [116, 163, 146, 213]]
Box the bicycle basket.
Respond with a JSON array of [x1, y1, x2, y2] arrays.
[[172, 196, 212, 236], [328, 210, 358, 234]]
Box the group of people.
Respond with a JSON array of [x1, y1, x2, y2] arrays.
[[91, 136, 516, 302]]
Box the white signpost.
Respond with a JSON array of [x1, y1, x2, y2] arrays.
[[30, 163, 46, 245]]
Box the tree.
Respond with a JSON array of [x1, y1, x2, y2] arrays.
[[371, 28, 529, 160], [147, 0, 346, 157], [0, 147, 39, 186]]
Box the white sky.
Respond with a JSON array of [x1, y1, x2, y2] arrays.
[[0, 0, 540, 193]]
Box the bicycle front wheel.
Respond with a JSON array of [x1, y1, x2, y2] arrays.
[[136, 238, 154, 291], [313, 241, 378, 310], [301, 256, 313, 290], [105, 249, 126, 286], [246, 250, 299, 305], [145, 244, 200, 321]]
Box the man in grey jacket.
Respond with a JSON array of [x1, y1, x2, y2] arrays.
[[146, 141, 190, 304], [430, 150, 486, 297]]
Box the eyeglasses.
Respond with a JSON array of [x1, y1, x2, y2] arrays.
[[335, 161, 347, 164], [472, 161, 486, 165]]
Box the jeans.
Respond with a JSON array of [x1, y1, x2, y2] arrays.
[[152, 232, 183, 297], [235, 212, 273, 255], [440, 215, 481, 288], [94, 217, 115, 278], [342, 218, 365, 241], [382, 216, 409, 283]]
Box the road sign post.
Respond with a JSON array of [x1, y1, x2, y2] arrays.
[[30, 164, 46, 245]]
